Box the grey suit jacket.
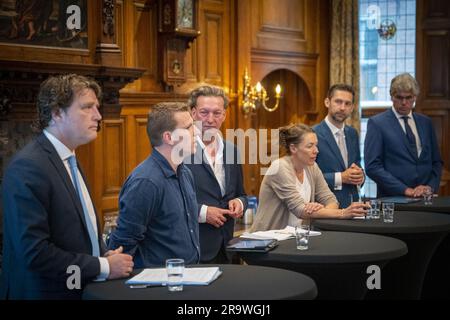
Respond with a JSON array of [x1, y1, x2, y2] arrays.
[[250, 156, 337, 232]]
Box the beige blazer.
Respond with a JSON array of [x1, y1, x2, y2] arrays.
[[250, 156, 338, 232]]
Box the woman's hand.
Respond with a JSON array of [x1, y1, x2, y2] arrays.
[[304, 202, 325, 215], [341, 202, 369, 219]]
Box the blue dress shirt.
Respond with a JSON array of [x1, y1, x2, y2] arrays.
[[108, 149, 200, 267]]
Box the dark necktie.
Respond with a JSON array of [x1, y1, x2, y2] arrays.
[[401, 116, 418, 157]]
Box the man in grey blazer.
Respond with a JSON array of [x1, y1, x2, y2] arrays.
[[313, 84, 365, 208], [185, 86, 248, 263]]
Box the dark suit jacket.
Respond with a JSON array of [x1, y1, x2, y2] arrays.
[[364, 109, 443, 197], [0, 134, 106, 299], [185, 140, 247, 262], [313, 121, 362, 208]]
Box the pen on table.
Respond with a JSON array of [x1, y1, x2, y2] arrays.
[[129, 284, 165, 289]]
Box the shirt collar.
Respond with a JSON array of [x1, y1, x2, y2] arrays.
[[391, 107, 413, 120], [43, 129, 75, 161], [152, 148, 180, 178], [325, 116, 344, 135], [195, 132, 224, 154]]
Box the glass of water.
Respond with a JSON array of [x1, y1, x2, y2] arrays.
[[423, 186, 434, 205], [295, 222, 310, 250], [382, 202, 395, 223], [166, 258, 184, 292], [369, 200, 381, 219]]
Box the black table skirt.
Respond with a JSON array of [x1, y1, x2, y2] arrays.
[[313, 212, 450, 299], [393, 196, 450, 214], [236, 231, 407, 300], [83, 264, 317, 300]]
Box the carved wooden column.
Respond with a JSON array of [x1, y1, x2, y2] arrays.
[[95, 0, 123, 66]]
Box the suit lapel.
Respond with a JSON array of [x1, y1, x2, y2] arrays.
[[223, 142, 231, 195], [37, 134, 89, 228], [413, 113, 426, 159], [343, 126, 354, 164], [388, 110, 418, 160], [318, 122, 346, 169]]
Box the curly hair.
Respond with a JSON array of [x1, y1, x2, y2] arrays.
[[32, 74, 102, 132]]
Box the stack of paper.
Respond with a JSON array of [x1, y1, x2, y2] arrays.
[[240, 226, 321, 241], [126, 267, 222, 286]]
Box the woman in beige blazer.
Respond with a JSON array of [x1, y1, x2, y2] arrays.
[[250, 124, 368, 232]]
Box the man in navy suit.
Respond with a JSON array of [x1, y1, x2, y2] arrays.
[[313, 84, 365, 208], [365, 73, 443, 197], [185, 86, 248, 263], [1, 74, 133, 299]]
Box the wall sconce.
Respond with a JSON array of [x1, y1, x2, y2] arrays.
[[242, 68, 282, 115]]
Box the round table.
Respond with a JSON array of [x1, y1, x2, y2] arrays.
[[313, 211, 450, 299], [394, 196, 450, 213], [236, 231, 407, 300], [83, 264, 317, 300], [393, 198, 450, 299]]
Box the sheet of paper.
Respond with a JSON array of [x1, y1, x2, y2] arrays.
[[126, 267, 221, 286], [240, 226, 321, 241]]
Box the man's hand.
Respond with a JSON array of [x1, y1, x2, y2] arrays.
[[106, 250, 134, 280], [405, 185, 431, 198], [104, 246, 124, 257], [342, 163, 365, 185], [303, 202, 324, 215], [206, 206, 232, 228], [228, 199, 244, 219]]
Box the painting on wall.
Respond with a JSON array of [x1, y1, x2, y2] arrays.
[[0, 0, 88, 49]]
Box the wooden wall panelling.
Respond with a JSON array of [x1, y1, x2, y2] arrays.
[[253, 0, 308, 52], [235, 0, 329, 197], [417, 0, 450, 196], [94, 0, 123, 66], [116, 0, 125, 66], [132, 0, 160, 92], [423, 31, 449, 99]]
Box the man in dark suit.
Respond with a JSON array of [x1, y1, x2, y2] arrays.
[[313, 84, 365, 208], [0, 74, 133, 299], [185, 86, 248, 263], [365, 73, 443, 197]]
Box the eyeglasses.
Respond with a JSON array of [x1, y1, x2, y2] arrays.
[[394, 95, 415, 102], [198, 110, 225, 118]]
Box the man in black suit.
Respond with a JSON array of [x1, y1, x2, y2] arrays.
[[185, 86, 248, 263], [1, 74, 133, 299]]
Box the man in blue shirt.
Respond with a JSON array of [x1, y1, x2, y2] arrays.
[[108, 102, 200, 267]]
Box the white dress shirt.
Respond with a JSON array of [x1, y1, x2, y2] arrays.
[[44, 130, 109, 280], [391, 107, 422, 157], [196, 134, 243, 223]]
